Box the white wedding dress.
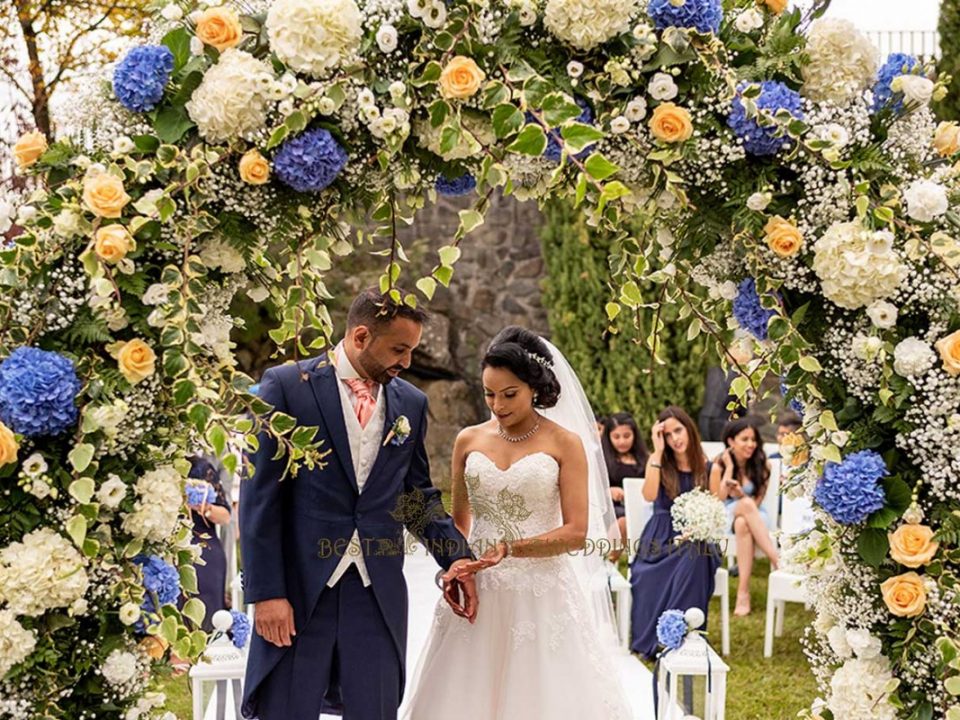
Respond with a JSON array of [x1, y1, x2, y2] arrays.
[[402, 450, 633, 720]]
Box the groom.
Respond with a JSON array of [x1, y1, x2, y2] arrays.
[[240, 288, 477, 720]]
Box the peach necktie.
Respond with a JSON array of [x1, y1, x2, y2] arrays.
[[344, 378, 377, 429]]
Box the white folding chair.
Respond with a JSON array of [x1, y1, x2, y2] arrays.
[[623, 476, 730, 655], [764, 569, 809, 657]]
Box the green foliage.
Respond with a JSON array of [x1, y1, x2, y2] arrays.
[[540, 200, 714, 428], [938, 0, 960, 120]]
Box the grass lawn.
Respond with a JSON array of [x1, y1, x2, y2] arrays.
[[159, 558, 817, 719]]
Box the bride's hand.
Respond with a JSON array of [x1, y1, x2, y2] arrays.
[[441, 559, 479, 623]]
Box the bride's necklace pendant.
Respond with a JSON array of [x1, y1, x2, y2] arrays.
[[498, 416, 541, 443]]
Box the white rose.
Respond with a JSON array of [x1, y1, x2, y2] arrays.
[[119, 602, 141, 626], [28, 480, 51, 499], [815, 123, 850, 148], [734, 8, 764, 33], [102, 649, 138, 686], [161, 3, 184, 20], [517, 2, 537, 26], [893, 337, 936, 378], [610, 115, 630, 134], [626, 97, 647, 121], [648, 72, 678, 101], [376, 23, 398, 52], [112, 136, 135, 155], [388, 80, 406, 98], [318, 96, 337, 114], [422, 1, 447, 28], [142, 283, 170, 306], [866, 300, 898, 329], [566, 61, 584, 78], [22, 452, 47, 477], [747, 191, 772, 211], [97, 474, 128, 509], [903, 179, 948, 223], [895, 74, 934, 106]]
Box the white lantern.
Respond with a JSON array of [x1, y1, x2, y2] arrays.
[[655, 632, 729, 720]]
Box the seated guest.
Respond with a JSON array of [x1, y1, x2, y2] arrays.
[[710, 417, 778, 616], [184, 455, 232, 630], [629, 406, 721, 660], [601, 412, 649, 559]]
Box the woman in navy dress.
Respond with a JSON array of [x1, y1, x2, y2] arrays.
[[185, 456, 232, 631], [629, 406, 721, 660]]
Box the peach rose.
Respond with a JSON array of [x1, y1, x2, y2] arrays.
[[763, 0, 788, 13], [889, 524, 939, 568], [649, 103, 693, 143], [14, 131, 48, 170], [439, 56, 485, 100], [195, 6, 243, 52], [139, 634, 169, 660], [779, 431, 809, 467], [934, 122, 960, 157], [239, 149, 270, 185], [0, 421, 18, 467], [83, 173, 131, 219], [108, 339, 156, 384], [880, 572, 926, 618], [935, 330, 960, 376], [94, 225, 135, 264], [764, 216, 804, 257]]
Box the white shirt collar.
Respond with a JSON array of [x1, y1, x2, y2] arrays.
[[333, 343, 380, 398]]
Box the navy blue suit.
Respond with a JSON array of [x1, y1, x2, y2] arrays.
[[239, 358, 472, 719]]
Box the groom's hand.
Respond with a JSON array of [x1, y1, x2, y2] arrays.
[[442, 559, 478, 624], [255, 598, 297, 647]]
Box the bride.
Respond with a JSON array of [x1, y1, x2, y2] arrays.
[[402, 326, 633, 719]]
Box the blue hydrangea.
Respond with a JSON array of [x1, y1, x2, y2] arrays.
[[0, 347, 81, 437], [436, 173, 476, 196], [113, 45, 175, 113], [229, 610, 251, 648], [813, 450, 888, 525], [732, 278, 778, 340], [656, 609, 688, 650], [873, 53, 920, 111], [529, 98, 593, 163], [186, 483, 217, 506], [648, 0, 723, 34], [780, 379, 804, 417], [134, 554, 182, 632], [728, 81, 803, 156], [274, 128, 349, 193]]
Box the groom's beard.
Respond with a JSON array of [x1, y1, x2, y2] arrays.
[[357, 350, 402, 385]]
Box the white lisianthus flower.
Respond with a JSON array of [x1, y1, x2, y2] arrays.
[[199, 238, 246, 273], [388, 81, 406, 99], [186, 50, 277, 142], [625, 97, 647, 121], [28, 480, 51, 499], [566, 61, 584, 78], [851, 334, 883, 363], [0, 610, 37, 678], [102, 650, 138, 686], [734, 8, 764, 33], [407, 0, 428, 17], [747, 191, 772, 211], [648, 72, 678, 101], [609, 115, 630, 134], [97, 474, 128, 510], [22, 453, 47, 478], [376, 23, 398, 53], [894, 74, 934, 106], [814, 123, 850, 148], [543, 0, 638, 51], [827, 656, 898, 720], [516, 0, 537, 26], [121, 466, 183, 542], [903, 179, 948, 223], [0, 528, 89, 616], [422, 1, 447, 28], [865, 300, 898, 329], [893, 337, 936, 378], [119, 602, 141, 626], [112, 136, 135, 156], [802, 19, 877, 104], [266, 0, 362, 77], [813, 220, 906, 309]]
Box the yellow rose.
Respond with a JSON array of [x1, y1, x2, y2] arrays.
[[779, 431, 809, 467], [764, 216, 804, 257], [83, 173, 131, 219], [935, 329, 960, 376], [649, 103, 693, 143], [94, 225, 136, 264], [889, 524, 939, 568], [880, 571, 927, 617], [139, 634, 169, 660], [239, 149, 270, 185], [195, 6, 243, 52], [934, 122, 960, 157], [0, 421, 19, 467], [108, 339, 156, 384], [14, 130, 48, 170], [762, 0, 788, 13], [439, 56, 485, 100]]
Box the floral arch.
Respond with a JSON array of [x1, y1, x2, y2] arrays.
[[1, 0, 960, 717]]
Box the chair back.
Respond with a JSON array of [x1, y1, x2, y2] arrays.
[[623, 476, 653, 564]]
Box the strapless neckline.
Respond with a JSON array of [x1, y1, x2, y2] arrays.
[[466, 450, 559, 474]]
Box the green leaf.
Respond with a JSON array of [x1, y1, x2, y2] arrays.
[[154, 105, 195, 144], [66, 515, 87, 548], [284, 110, 307, 133], [540, 92, 583, 127], [180, 565, 198, 595], [158, 616, 179, 645], [162, 28, 192, 72], [458, 210, 484, 234], [560, 122, 604, 153], [798, 355, 823, 373], [619, 281, 642, 308], [206, 424, 227, 456], [883, 476, 913, 513], [412, 61, 442, 87], [598, 180, 631, 212], [433, 265, 454, 287], [68, 478, 95, 505], [583, 153, 620, 181], [269, 412, 297, 436], [857, 527, 889, 568], [181, 598, 207, 628], [866, 507, 899, 529], [947, 678, 960, 696], [506, 124, 547, 156], [266, 125, 290, 150], [68, 444, 95, 473], [492, 103, 524, 139], [938, 637, 959, 665], [416, 276, 437, 300], [173, 379, 196, 406], [438, 245, 462, 266]]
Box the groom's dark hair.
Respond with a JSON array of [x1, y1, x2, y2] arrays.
[[347, 287, 429, 333]]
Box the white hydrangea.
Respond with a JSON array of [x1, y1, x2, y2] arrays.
[[812, 221, 907, 309], [827, 625, 852, 658], [543, 0, 638, 51], [845, 628, 882, 660], [101, 649, 138, 686], [0, 610, 36, 679], [802, 19, 878, 104], [827, 656, 898, 720], [0, 528, 89, 617], [893, 337, 936, 378], [121, 466, 183, 542], [199, 238, 246, 273], [903, 179, 948, 222], [186, 49, 277, 142], [266, 0, 362, 77]]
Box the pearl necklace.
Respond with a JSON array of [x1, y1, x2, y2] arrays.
[[498, 417, 542, 443]]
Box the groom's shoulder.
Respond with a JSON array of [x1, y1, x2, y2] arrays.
[[263, 355, 330, 385], [392, 376, 427, 406]]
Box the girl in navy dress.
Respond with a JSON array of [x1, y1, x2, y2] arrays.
[[629, 406, 720, 660], [601, 412, 649, 560], [185, 456, 232, 630]]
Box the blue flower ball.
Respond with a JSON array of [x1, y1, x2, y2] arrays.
[[814, 450, 888, 525], [732, 278, 778, 341], [436, 173, 477, 196], [728, 81, 803, 157], [229, 610, 251, 648], [873, 53, 920, 111], [274, 128, 349, 193], [656, 609, 689, 650], [113, 45, 175, 113], [648, 0, 723, 35], [0, 347, 81, 437]]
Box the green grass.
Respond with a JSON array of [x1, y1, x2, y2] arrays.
[[159, 559, 816, 719]]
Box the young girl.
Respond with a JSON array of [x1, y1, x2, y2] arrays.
[[628, 406, 721, 660], [601, 412, 649, 559]]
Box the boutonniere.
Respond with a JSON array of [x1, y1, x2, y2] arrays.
[[383, 415, 412, 447]]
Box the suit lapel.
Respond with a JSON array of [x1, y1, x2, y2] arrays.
[[306, 359, 359, 494]]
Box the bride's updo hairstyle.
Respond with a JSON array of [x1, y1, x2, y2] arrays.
[[482, 326, 561, 409]]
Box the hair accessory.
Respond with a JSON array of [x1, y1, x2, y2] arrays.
[[525, 350, 554, 369]]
